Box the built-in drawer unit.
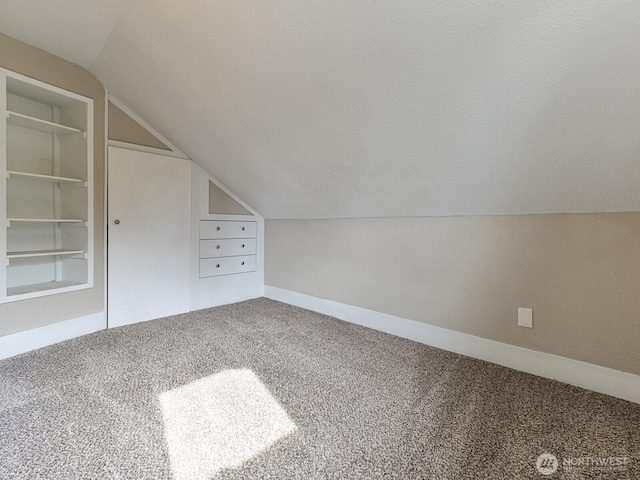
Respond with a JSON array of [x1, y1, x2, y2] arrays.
[[199, 220, 257, 278], [200, 255, 256, 277], [200, 220, 256, 239], [200, 238, 257, 258]]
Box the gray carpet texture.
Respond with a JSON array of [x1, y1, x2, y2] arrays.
[[0, 298, 638, 479]]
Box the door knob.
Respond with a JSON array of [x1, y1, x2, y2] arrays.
[[114, 220, 120, 225]]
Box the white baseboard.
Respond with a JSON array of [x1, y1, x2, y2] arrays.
[[0, 311, 106, 360], [265, 286, 640, 405]]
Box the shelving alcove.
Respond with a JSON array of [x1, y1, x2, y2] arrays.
[[0, 68, 94, 303]]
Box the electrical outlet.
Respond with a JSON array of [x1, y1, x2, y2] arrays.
[[518, 308, 533, 328]]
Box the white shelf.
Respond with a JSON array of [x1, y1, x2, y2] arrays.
[[7, 249, 85, 259], [7, 111, 83, 135], [7, 280, 82, 297], [7, 171, 84, 184], [7, 218, 85, 224]]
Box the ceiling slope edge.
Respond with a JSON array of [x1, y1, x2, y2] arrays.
[[107, 95, 262, 218], [107, 94, 189, 159]]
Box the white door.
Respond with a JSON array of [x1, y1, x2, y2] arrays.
[[108, 147, 191, 328]]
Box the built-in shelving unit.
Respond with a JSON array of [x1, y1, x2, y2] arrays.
[[1, 68, 94, 303]]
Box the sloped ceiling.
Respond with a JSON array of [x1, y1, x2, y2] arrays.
[[0, 0, 134, 67], [3, 1, 640, 218]]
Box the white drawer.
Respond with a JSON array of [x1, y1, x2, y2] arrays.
[[200, 238, 257, 258], [200, 220, 256, 239], [200, 255, 256, 277]]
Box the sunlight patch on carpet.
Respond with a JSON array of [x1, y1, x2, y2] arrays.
[[159, 369, 297, 480]]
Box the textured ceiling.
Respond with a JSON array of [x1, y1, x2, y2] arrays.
[[0, 0, 134, 67], [4, 1, 640, 218]]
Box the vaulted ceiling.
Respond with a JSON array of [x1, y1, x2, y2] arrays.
[[2, 1, 639, 218]]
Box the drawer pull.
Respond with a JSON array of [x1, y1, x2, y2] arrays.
[[216, 264, 220, 268], [216, 245, 220, 249], [241, 227, 245, 231], [216, 226, 221, 231], [241, 244, 245, 248], [241, 261, 245, 265]]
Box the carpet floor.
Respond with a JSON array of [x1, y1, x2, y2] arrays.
[[0, 298, 638, 479]]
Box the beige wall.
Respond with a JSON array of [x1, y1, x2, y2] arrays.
[[108, 101, 170, 150], [266, 214, 640, 375], [0, 33, 105, 336], [209, 181, 252, 216]]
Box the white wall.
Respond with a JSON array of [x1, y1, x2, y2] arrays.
[[190, 162, 264, 310]]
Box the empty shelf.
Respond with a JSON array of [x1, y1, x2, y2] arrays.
[[7, 280, 83, 296], [7, 249, 85, 259], [7, 111, 83, 135], [8, 218, 85, 224], [7, 171, 84, 184]]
